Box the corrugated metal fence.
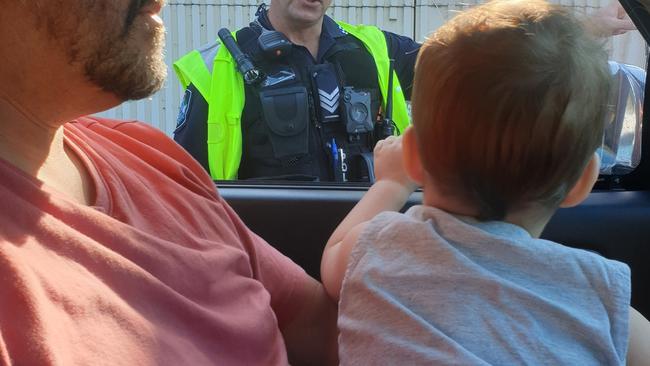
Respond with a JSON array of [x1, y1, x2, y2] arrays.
[[96, 0, 647, 135]]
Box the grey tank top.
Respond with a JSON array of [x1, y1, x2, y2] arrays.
[[338, 205, 630, 365]]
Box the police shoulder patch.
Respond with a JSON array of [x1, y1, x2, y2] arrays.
[[175, 89, 193, 131]]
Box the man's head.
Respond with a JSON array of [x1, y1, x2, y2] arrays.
[[2, 0, 166, 105], [408, 0, 610, 221], [269, 0, 332, 29]]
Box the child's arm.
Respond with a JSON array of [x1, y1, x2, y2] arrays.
[[320, 135, 419, 301], [627, 306, 650, 366]]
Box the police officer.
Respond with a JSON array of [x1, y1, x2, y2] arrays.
[[173, 0, 420, 182]]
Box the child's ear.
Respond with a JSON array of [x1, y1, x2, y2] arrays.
[[402, 126, 425, 185], [560, 152, 600, 208]]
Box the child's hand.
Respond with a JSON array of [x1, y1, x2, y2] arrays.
[[373, 136, 419, 192]]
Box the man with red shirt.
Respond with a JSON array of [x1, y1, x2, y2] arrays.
[[0, 0, 336, 365]]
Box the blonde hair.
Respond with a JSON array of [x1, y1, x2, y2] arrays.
[[411, 0, 611, 220]]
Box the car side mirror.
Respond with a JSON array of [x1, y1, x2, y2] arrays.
[[599, 61, 645, 175]]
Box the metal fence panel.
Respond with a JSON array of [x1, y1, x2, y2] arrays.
[[96, 1, 647, 135]]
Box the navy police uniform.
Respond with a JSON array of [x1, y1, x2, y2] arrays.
[[174, 8, 420, 181]]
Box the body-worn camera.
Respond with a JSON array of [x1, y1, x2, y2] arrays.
[[342, 87, 373, 134]]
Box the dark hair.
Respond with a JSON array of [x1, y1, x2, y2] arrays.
[[411, 0, 611, 220]]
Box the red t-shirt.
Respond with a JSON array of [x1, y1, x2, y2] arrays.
[[0, 117, 308, 365]]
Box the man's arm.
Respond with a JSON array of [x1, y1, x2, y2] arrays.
[[279, 277, 339, 366], [225, 203, 339, 366], [627, 306, 650, 366]]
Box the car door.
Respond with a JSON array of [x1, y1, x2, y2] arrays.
[[218, 0, 650, 319]]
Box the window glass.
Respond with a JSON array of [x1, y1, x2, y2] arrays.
[[96, 0, 647, 182]]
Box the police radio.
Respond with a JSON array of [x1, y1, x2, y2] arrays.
[[218, 28, 264, 86], [375, 59, 397, 142], [250, 5, 293, 61], [256, 24, 292, 60]]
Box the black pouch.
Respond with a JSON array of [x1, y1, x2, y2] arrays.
[[259, 86, 309, 158]]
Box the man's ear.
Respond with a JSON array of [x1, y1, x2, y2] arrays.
[[402, 126, 425, 185], [560, 152, 600, 208]]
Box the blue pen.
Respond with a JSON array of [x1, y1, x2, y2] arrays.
[[330, 138, 338, 163], [330, 138, 340, 179]]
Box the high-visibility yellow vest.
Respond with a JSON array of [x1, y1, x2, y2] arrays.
[[174, 22, 410, 180]]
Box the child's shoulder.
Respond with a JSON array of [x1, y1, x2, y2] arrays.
[[363, 205, 454, 244], [368, 205, 443, 233]]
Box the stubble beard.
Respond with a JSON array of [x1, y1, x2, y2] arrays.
[[83, 21, 167, 102], [43, 0, 168, 102]]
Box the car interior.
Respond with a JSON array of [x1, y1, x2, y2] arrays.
[[97, 0, 650, 318], [218, 0, 650, 318]]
